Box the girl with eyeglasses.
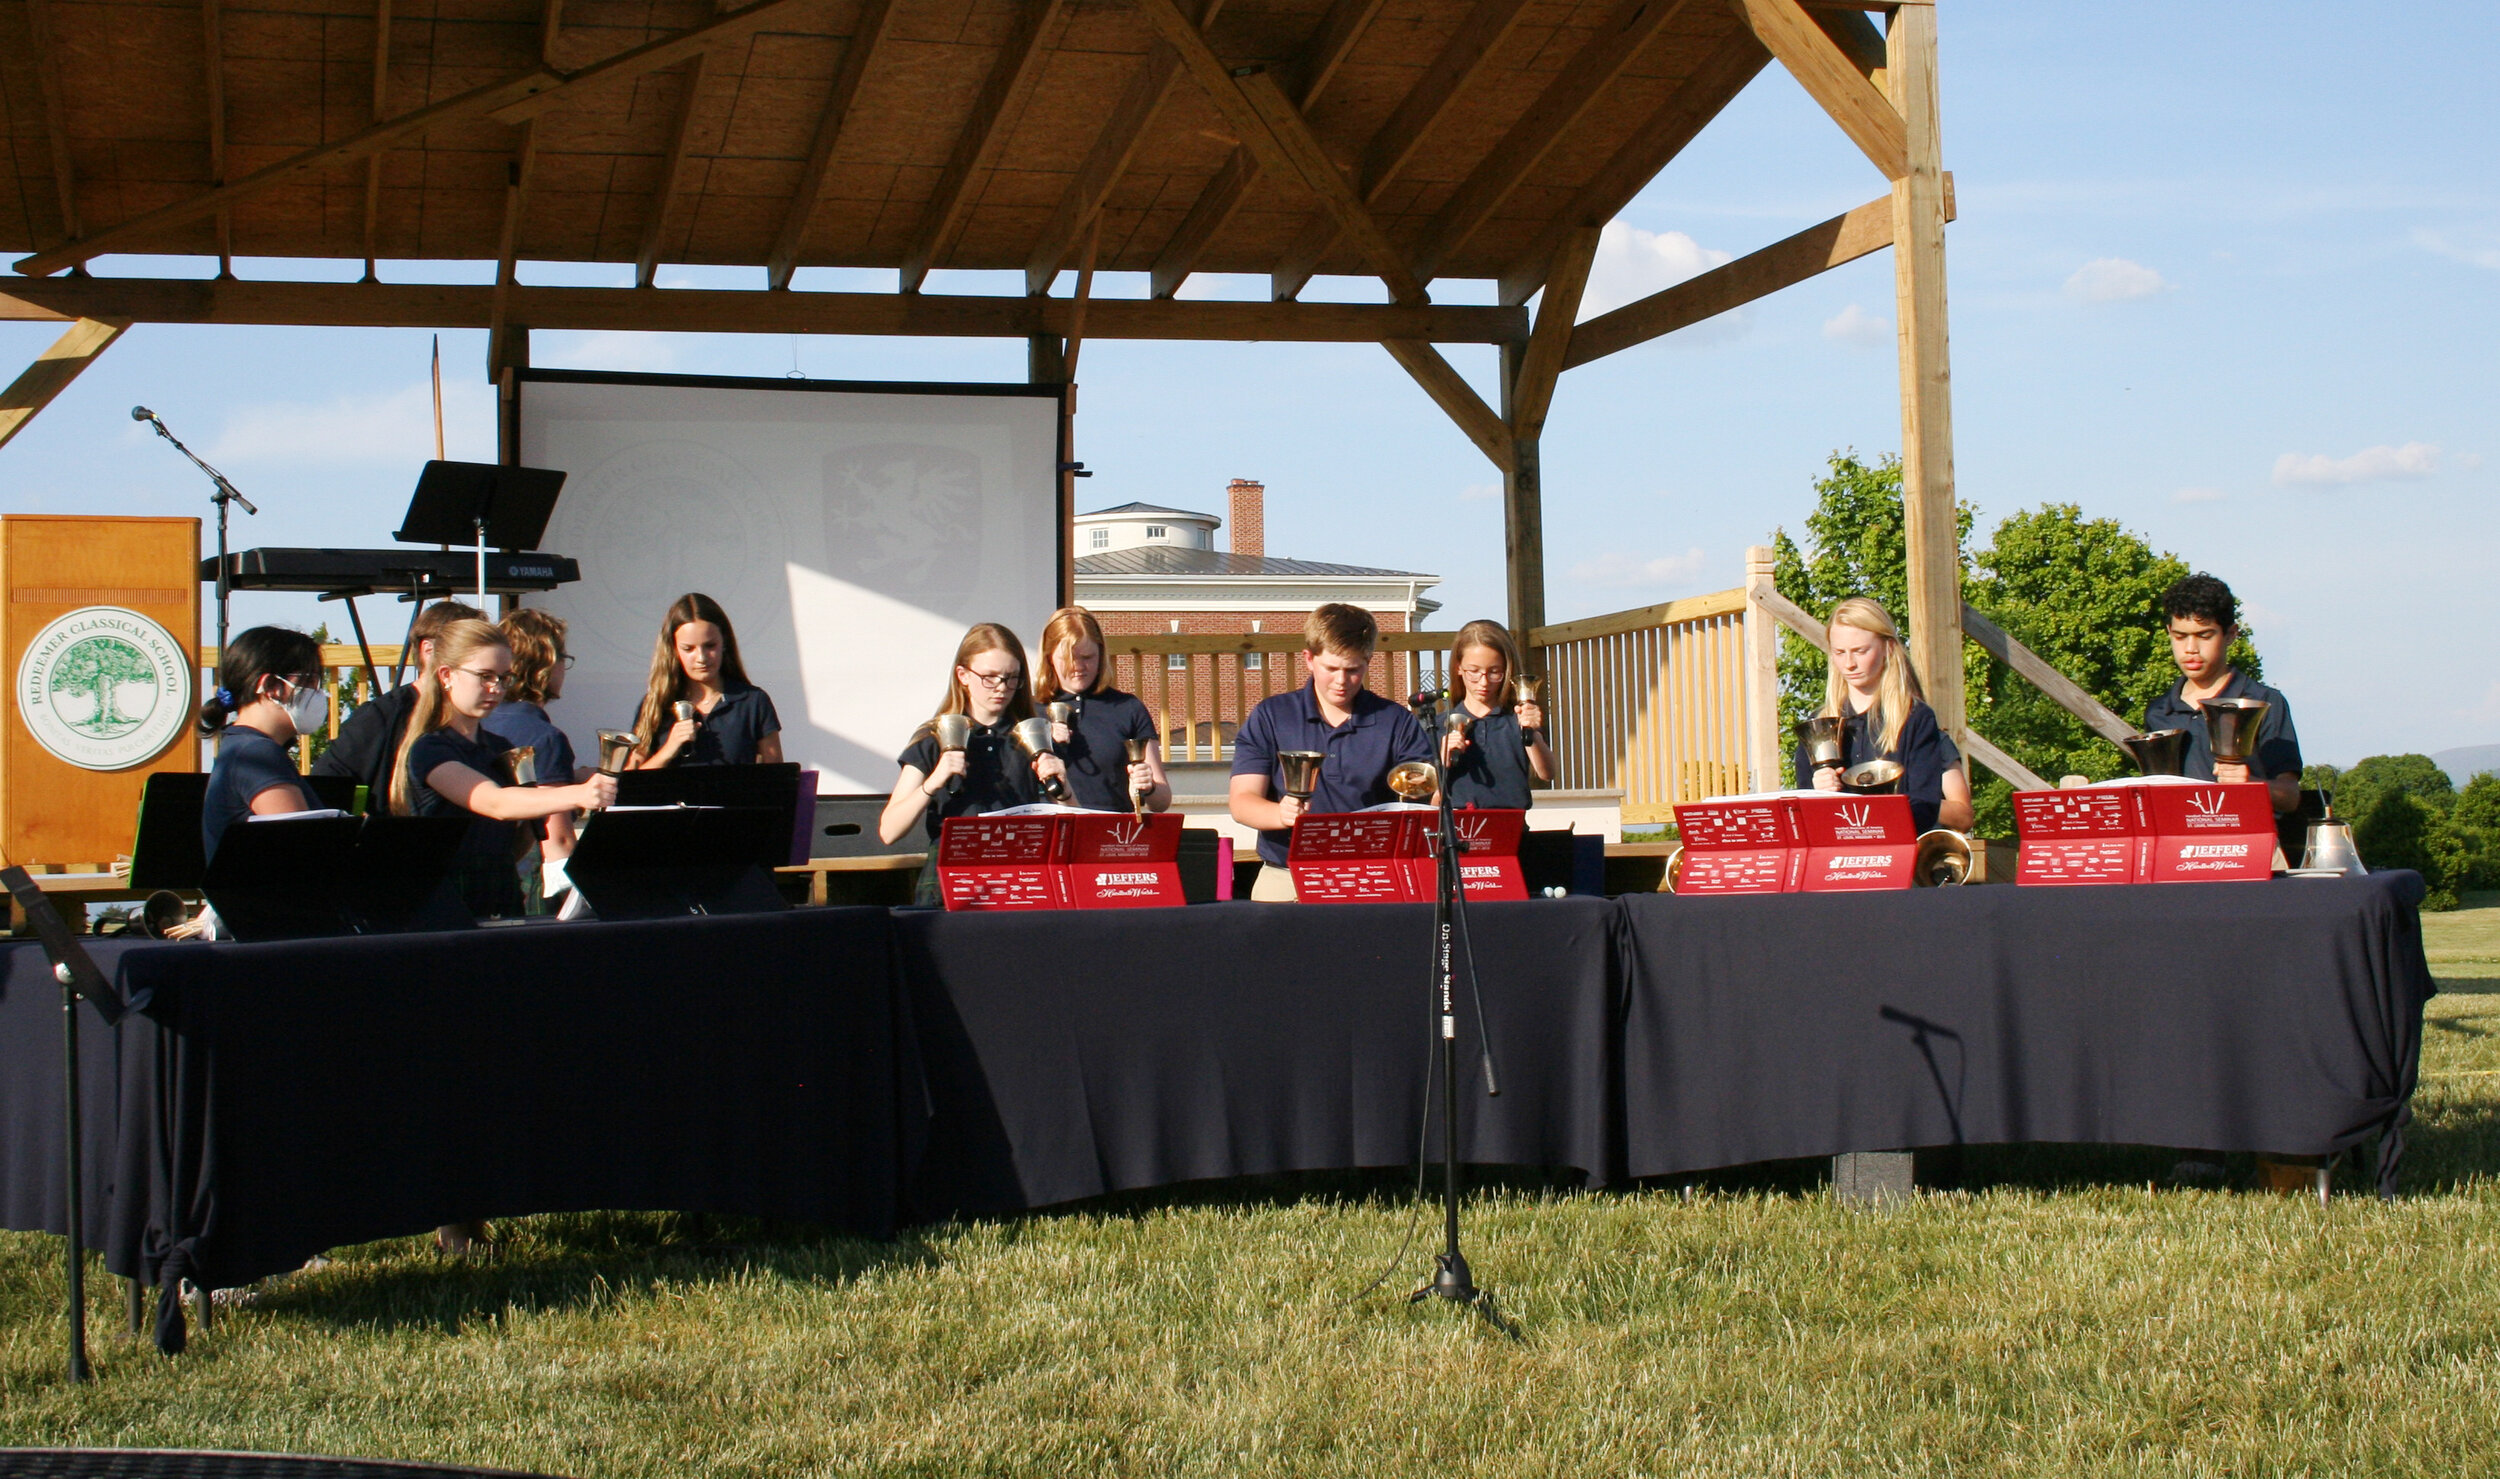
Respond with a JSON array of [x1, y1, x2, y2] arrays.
[[878, 623, 1068, 862], [1439, 618, 1552, 810], [628, 592, 783, 768], [197, 625, 329, 863], [389, 619, 617, 919]]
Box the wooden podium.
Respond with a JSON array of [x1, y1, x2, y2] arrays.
[[3, 516, 201, 867]]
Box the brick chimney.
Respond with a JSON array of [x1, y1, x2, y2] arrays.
[[1227, 478, 1264, 561]]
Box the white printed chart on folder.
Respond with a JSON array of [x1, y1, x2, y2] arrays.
[[519, 372, 1064, 795]]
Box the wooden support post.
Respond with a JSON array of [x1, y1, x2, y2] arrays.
[[1030, 336, 1073, 604], [208, 0, 235, 275], [1498, 342, 1544, 647], [1887, 4, 1962, 739], [0, 318, 128, 453], [360, 0, 391, 279], [1742, 544, 1779, 792]]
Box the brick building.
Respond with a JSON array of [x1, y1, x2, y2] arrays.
[[1073, 479, 1440, 749]]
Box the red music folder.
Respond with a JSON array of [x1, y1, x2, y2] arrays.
[[1791, 794, 1917, 891], [1670, 792, 1918, 894], [936, 813, 1067, 910], [1288, 810, 1425, 904], [1399, 807, 1530, 903], [1061, 812, 1187, 908], [2013, 779, 2273, 885]]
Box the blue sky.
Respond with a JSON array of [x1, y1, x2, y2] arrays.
[[3, 2, 2491, 766]]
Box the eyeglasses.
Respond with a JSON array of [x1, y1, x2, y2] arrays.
[[451, 668, 512, 691], [1456, 666, 1505, 681], [962, 668, 1021, 690], [557, 653, 577, 671]]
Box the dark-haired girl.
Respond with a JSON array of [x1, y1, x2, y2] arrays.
[[199, 626, 328, 863], [628, 593, 783, 768]]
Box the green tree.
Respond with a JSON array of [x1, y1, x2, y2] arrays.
[[2327, 753, 2453, 828], [2354, 791, 2463, 911], [2453, 772, 2500, 891], [51, 637, 154, 734]]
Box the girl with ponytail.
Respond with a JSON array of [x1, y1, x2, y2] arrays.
[[198, 625, 327, 862], [390, 618, 617, 918], [1793, 597, 1972, 833]]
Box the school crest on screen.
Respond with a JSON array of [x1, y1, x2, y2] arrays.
[[15, 606, 194, 770]]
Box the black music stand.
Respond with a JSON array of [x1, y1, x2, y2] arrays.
[[0, 866, 129, 1384], [202, 814, 472, 940], [391, 460, 568, 679], [339, 815, 474, 934], [129, 773, 212, 892], [565, 807, 790, 921]]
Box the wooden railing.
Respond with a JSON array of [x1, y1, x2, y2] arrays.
[[201, 642, 405, 775], [1529, 588, 1752, 824], [1100, 633, 1452, 763]]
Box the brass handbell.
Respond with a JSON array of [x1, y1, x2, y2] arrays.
[[2119, 729, 2189, 776], [1913, 829, 1974, 886], [1796, 715, 1846, 774], [1122, 736, 1149, 817], [934, 713, 973, 753], [1841, 759, 1903, 794], [1046, 700, 1074, 728], [1514, 675, 1545, 708], [2199, 698, 2270, 766], [595, 729, 638, 775], [1387, 759, 1438, 802], [1277, 749, 1325, 801], [1011, 716, 1069, 802]]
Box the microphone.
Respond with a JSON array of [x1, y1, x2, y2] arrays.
[[1406, 688, 1445, 708], [131, 405, 156, 422]]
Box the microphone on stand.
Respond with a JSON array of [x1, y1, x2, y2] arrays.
[[1405, 687, 1445, 723]]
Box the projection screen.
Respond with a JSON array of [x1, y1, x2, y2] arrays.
[[518, 370, 1065, 794]]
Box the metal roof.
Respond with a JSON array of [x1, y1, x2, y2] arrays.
[[1077, 502, 1221, 522]]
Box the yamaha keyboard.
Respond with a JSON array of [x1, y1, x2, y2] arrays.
[[204, 547, 581, 595]]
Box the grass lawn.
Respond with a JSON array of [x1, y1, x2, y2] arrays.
[[6, 897, 2499, 1477]]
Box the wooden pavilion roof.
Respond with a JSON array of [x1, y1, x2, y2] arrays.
[[0, 0, 1908, 319]]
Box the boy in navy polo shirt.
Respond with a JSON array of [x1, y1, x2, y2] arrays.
[[1230, 603, 1435, 901], [2143, 573, 2302, 817]]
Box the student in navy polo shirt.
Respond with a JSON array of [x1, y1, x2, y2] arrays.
[[880, 622, 1069, 904], [1035, 605, 1169, 814], [627, 592, 784, 769], [1229, 603, 1434, 902], [198, 625, 328, 864], [2143, 572, 2302, 816], [1439, 618, 1552, 810], [1793, 597, 1973, 834]]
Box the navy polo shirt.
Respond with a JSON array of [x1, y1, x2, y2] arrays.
[[2144, 670, 2302, 782], [1789, 698, 1951, 832], [1233, 683, 1434, 866], [1445, 708, 1538, 811], [897, 717, 1044, 841], [202, 725, 314, 862], [670, 683, 781, 766], [482, 698, 578, 786], [1047, 687, 1160, 814]]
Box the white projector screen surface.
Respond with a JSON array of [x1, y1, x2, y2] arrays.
[[520, 373, 1062, 795]]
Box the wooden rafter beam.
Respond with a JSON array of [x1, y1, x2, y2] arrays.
[[1728, 0, 1905, 179], [1382, 340, 1511, 472], [1565, 189, 1903, 368], [1496, 32, 1770, 306], [207, 0, 234, 273], [897, 0, 1069, 294], [1144, 0, 1381, 299], [1409, 0, 1692, 283], [1024, 44, 1186, 295], [1506, 224, 1597, 439], [764, 0, 898, 290], [25, 0, 80, 248], [359, 0, 391, 278], [635, 56, 709, 289], [0, 317, 126, 452], [0, 277, 1528, 343], [486, 124, 542, 371], [1272, 0, 1531, 302], [12, 0, 815, 277]]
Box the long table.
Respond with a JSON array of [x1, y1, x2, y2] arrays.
[[0, 874, 2434, 1353]]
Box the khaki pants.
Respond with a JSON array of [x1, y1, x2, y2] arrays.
[[1250, 864, 1298, 902]]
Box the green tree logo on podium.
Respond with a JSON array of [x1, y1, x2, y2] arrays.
[[16, 607, 193, 771], [47, 635, 159, 740]]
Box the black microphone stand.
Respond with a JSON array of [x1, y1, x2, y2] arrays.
[[2, 866, 131, 1383], [1407, 724, 1512, 1333], [136, 409, 256, 656]]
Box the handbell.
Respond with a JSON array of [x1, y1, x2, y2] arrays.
[[1046, 700, 1074, 727], [1662, 844, 1686, 894], [1387, 759, 1438, 802], [1277, 749, 1325, 801], [934, 713, 973, 753], [673, 699, 697, 724], [1796, 715, 1846, 773], [2119, 729, 2189, 776], [2199, 698, 2270, 766], [1123, 737, 1149, 817], [1841, 759, 1903, 794], [2300, 793, 2367, 875], [1010, 716, 1069, 802], [1442, 709, 1473, 743], [1515, 675, 1545, 708], [1913, 829, 1974, 886], [596, 729, 638, 775]]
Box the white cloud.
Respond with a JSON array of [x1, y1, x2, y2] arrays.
[[2063, 257, 2170, 303], [2413, 229, 2500, 271], [2172, 486, 2228, 503], [1568, 547, 1708, 589], [1578, 222, 1733, 321], [2271, 442, 2441, 487], [206, 380, 494, 465], [1458, 482, 1500, 502], [1821, 303, 1890, 347]]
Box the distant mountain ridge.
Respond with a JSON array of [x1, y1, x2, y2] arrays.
[[2433, 745, 2500, 787]]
